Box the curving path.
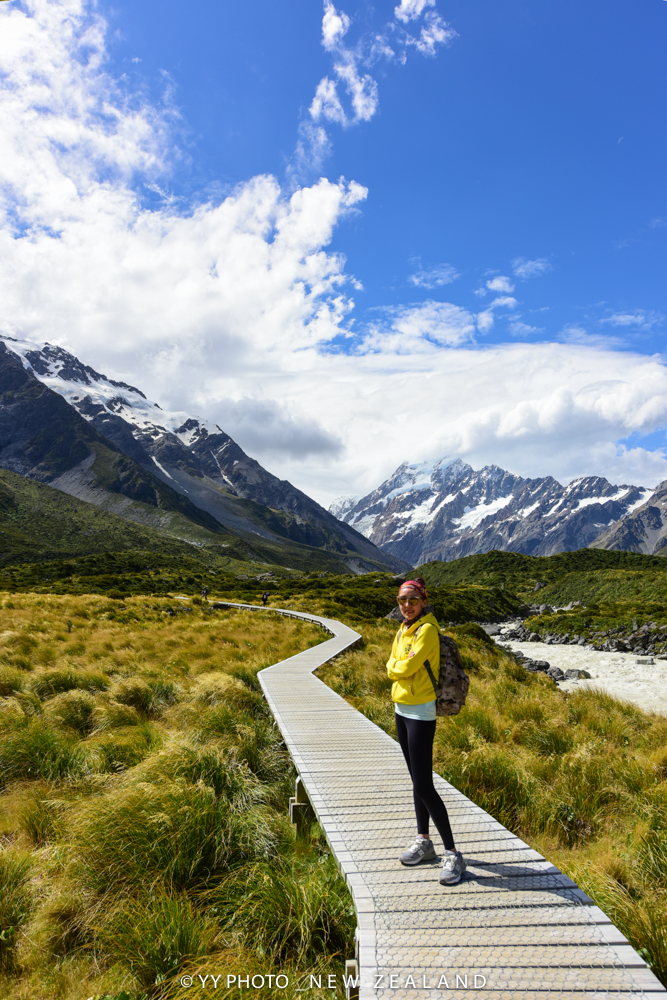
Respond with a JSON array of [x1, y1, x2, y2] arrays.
[[217, 602, 665, 1000]]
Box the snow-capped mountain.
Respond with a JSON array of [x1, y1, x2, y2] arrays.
[[590, 479, 667, 556], [330, 457, 654, 564], [0, 336, 408, 572], [328, 495, 360, 520]]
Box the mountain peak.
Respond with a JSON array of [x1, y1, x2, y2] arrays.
[[335, 456, 653, 563], [0, 335, 409, 574]]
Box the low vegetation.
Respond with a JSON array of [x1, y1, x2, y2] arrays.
[[3, 552, 667, 997], [418, 548, 667, 595], [0, 595, 354, 1000], [420, 548, 667, 638], [0, 558, 523, 628], [318, 620, 667, 986]]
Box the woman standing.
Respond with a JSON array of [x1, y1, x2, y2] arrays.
[[386, 578, 466, 886]]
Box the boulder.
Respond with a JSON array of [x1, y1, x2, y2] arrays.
[[564, 668, 591, 680], [523, 659, 550, 673], [547, 666, 565, 681], [528, 632, 541, 642]]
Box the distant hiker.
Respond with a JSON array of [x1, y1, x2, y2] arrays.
[[262, 591, 269, 607], [201, 586, 209, 601], [386, 577, 466, 886]]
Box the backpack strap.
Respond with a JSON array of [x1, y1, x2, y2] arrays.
[[423, 658, 438, 696]]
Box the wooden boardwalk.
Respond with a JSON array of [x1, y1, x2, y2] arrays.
[[218, 602, 666, 1000]]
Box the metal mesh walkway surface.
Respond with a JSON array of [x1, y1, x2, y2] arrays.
[[219, 602, 665, 1000]]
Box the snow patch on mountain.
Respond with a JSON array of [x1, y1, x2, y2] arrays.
[[452, 494, 513, 532], [329, 495, 360, 520], [1, 336, 221, 442]]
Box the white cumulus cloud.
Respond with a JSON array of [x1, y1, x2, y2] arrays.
[[486, 275, 515, 293], [309, 77, 347, 126], [394, 0, 436, 23]]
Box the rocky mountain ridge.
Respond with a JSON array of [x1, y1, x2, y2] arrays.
[[330, 457, 665, 564], [0, 336, 407, 573]]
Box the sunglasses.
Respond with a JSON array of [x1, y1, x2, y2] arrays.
[[397, 596, 422, 607]]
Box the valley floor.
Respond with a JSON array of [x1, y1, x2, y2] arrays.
[[503, 638, 667, 716]]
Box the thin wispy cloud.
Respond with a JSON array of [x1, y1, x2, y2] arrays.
[[512, 256, 551, 279], [408, 262, 459, 289], [509, 319, 542, 337], [601, 312, 663, 331], [558, 325, 625, 350]]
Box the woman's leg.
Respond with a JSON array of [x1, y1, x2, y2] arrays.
[[395, 712, 431, 836], [397, 714, 456, 851]]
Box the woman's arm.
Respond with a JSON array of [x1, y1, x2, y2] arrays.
[[386, 623, 439, 680]]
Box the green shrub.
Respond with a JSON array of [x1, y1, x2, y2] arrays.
[[235, 718, 290, 783], [636, 831, 667, 889], [449, 622, 495, 647]]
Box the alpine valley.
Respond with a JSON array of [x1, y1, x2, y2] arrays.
[[0, 336, 408, 575], [330, 458, 667, 566]]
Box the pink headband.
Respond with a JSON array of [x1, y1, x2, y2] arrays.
[[399, 579, 427, 600]]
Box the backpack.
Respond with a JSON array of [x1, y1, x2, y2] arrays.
[[416, 625, 469, 716]]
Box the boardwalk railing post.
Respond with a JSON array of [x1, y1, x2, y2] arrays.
[[344, 959, 359, 1000], [289, 776, 315, 835]]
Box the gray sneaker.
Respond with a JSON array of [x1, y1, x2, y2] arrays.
[[399, 837, 436, 866], [439, 850, 466, 885]]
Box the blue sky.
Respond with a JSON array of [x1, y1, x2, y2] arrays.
[[0, 0, 666, 503], [105, 0, 667, 342]]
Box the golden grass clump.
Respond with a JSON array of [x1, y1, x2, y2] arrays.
[[0, 594, 352, 1000]]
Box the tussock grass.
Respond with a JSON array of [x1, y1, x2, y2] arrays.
[[0, 851, 32, 971], [211, 852, 355, 965], [0, 593, 350, 1000], [318, 619, 667, 984]]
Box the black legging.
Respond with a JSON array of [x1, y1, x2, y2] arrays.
[[395, 713, 456, 851]]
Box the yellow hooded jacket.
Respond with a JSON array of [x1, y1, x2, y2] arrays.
[[386, 611, 440, 705]]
